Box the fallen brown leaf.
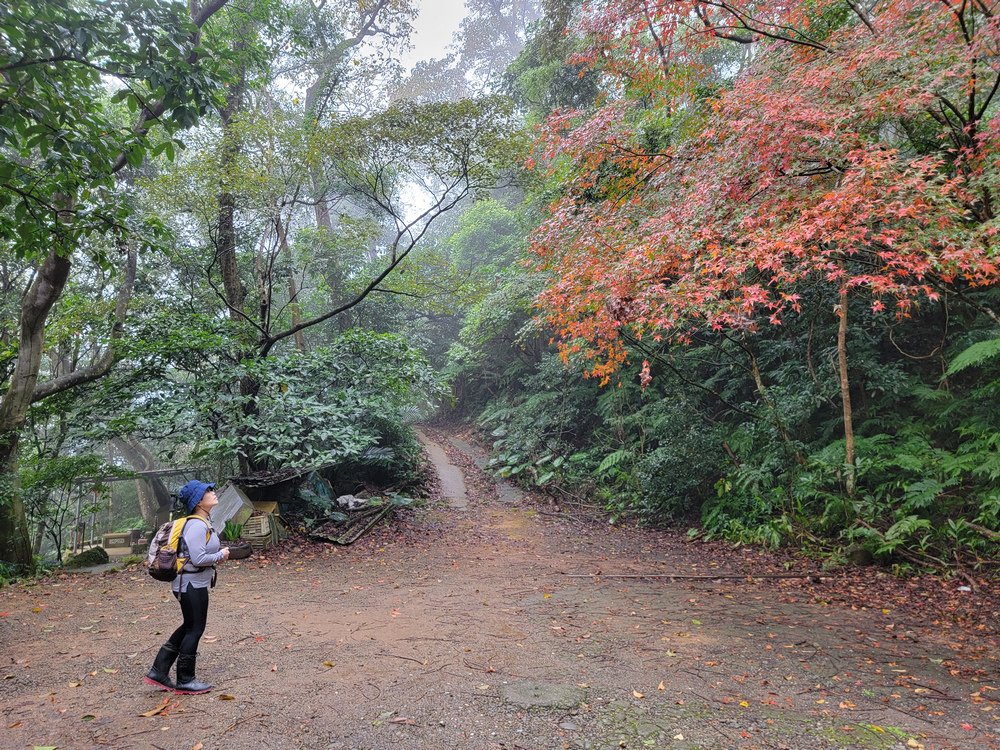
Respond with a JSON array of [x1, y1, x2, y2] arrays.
[[139, 698, 172, 718]]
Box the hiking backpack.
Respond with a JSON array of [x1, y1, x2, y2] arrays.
[[146, 516, 210, 582]]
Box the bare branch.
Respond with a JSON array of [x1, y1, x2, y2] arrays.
[[695, 1, 833, 52], [845, 1, 878, 36], [260, 173, 473, 356]]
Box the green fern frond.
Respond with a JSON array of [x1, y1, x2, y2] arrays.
[[596, 449, 631, 475], [945, 337, 1000, 377]]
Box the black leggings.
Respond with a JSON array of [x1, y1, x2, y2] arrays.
[[166, 586, 210, 655]]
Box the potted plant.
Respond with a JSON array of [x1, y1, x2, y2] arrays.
[[220, 520, 252, 560]]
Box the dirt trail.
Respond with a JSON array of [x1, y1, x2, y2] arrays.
[[1, 427, 997, 750]]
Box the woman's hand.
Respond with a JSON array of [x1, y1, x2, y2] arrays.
[[220, 547, 231, 562]]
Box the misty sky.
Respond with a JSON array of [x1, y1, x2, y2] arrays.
[[403, 0, 468, 69]]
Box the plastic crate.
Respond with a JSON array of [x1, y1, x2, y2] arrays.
[[242, 515, 273, 550]]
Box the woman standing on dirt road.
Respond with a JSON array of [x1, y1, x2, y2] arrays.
[[144, 480, 230, 695]]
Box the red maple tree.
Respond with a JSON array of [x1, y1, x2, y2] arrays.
[[529, 1, 999, 491]]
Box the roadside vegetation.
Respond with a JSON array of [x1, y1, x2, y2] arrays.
[[1, 0, 997, 579]]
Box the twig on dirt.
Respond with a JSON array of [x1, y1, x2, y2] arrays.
[[463, 658, 496, 674], [565, 572, 830, 580], [220, 674, 259, 682], [421, 661, 455, 675], [704, 718, 740, 747], [100, 727, 163, 745], [534, 508, 588, 524], [560, 499, 604, 510], [398, 636, 450, 642], [680, 668, 710, 682], [462, 658, 529, 679], [376, 652, 428, 666], [360, 682, 382, 700], [687, 688, 726, 706], [224, 712, 267, 734], [235, 633, 265, 644], [909, 682, 960, 700], [885, 703, 936, 724]]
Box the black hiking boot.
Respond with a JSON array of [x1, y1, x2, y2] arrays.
[[143, 643, 179, 691], [173, 653, 213, 695]]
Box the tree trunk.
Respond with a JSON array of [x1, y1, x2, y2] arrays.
[[276, 215, 306, 352], [110, 437, 173, 525], [32, 519, 45, 556], [217, 81, 248, 323], [0, 438, 32, 567], [741, 337, 806, 466], [836, 284, 856, 496], [0, 244, 72, 567], [311, 179, 352, 333], [238, 374, 264, 474], [303, 44, 350, 334]]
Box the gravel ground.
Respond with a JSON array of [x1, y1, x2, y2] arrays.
[[0, 427, 996, 750]]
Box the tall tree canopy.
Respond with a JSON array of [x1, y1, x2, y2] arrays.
[[0, 0, 523, 568], [0, 0, 233, 566], [532, 0, 999, 373], [528, 0, 999, 495]]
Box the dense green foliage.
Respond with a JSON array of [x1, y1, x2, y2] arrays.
[[0, 0, 224, 260], [2, 0, 997, 578], [89, 328, 444, 473], [0, 0, 510, 570], [440, 1, 1000, 573]]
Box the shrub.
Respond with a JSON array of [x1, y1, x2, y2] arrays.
[[63, 546, 110, 568]]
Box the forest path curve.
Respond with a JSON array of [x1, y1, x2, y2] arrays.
[[0, 425, 996, 750], [415, 428, 467, 509]]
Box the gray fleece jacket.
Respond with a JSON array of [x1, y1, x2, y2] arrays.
[[171, 516, 225, 594]]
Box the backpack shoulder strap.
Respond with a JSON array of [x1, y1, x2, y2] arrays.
[[174, 515, 213, 575], [167, 516, 192, 548], [184, 515, 212, 542]]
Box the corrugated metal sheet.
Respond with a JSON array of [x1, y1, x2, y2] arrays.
[[212, 483, 255, 529]]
